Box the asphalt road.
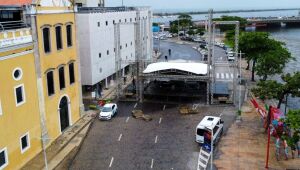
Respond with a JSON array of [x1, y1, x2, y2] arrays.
[[70, 102, 236, 170]]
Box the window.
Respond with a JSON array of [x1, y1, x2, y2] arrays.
[[42, 27, 51, 53], [126, 43, 127, 48], [120, 45, 122, 49], [14, 84, 25, 106], [59, 67, 66, 90], [130, 18, 132, 22], [99, 53, 101, 58], [99, 68, 102, 73], [66, 25, 72, 47], [131, 41, 133, 46], [114, 48, 116, 52], [125, 19, 127, 22], [107, 50, 109, 55], [135, 18, 136, 21], [106, 21, 108, 26], [20, 132, 30, 153], [46, 71, 55, 96], [55, 26, 63, 50], [13, 68, 22, 81], [97, 22, 100, 27], [119, 19, 121, 23], [0, 148, 8, 169], [69, 63, 75, 84], [113, 20, 115, 24]]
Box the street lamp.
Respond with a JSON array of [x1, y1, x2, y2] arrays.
[[210, 124, 214, 170]]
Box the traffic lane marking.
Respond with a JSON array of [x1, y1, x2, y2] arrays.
[[155, 135, 158, 144], [118, 134, 122, 141], [151, 159, 154, 169], [109, 157, 114, 168], [126, 116, 130, 123], [159, 117, 162, 124]]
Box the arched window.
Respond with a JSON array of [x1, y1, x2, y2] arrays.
[[42, 27, 51, 53], [46, 71, 55, 96], [55, 25, 63, 50], [66, 25, 73, 47], [58, 66, 66, 90], [68, 63, 75, 84]]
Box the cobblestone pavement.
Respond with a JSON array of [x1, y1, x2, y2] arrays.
[[70, 102, 236, 170]]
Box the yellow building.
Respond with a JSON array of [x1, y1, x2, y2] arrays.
[[0, 1, 83, 169], [0, 8, 43, 170]]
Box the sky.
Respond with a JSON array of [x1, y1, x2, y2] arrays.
[[106, 0, 300, 11]]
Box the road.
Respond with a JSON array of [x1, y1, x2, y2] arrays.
[[70, 102, 236, 170]]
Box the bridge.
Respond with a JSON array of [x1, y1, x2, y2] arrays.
[[194, 16, 300, 28]]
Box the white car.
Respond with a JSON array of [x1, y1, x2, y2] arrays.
[[227, 54, 235, 61], [99, 103, 118, 120]]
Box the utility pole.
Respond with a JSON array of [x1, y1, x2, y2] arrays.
[[207, 9, 213, 105]]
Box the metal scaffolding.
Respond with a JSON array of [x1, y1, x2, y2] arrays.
[[114, 10, 150, 103]]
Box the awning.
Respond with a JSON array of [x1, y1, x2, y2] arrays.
[[143, 62, 208, 75]]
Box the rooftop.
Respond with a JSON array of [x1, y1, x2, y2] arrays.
[[197, 116, 221, 130], [143, 62, 208, 75], [77, 6, 150, 13]]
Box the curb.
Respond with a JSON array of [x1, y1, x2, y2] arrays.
[[46, 115, 94, 170]]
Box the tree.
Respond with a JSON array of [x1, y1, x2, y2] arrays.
[[255, 39, 293, 81], [285, 110, 300, 132], [240, 32, 270, 81], [252, 72, 300, 108], [152, 22, 159, 27], [187, 29, 195, 36], [213, 16, 247, 32]]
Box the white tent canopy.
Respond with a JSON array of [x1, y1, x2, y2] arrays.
[[143, 62, 208, 75]]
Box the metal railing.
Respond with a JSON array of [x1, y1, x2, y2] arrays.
[[0, 20, 27, 31]]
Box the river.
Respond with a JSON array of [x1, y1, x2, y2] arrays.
[[153, 10, 300, 110]]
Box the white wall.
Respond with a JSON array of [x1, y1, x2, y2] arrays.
[[76, 8, 152, 86]]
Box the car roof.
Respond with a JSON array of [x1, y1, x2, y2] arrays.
[[103, 103, 116, 107], [197, 116, 221, 130]]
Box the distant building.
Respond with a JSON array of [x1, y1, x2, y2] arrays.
[[0, 0, 83, 169], [75, 5, 152, 94], [75, 0, 105, 7]]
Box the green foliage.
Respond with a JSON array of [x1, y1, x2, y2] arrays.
[[239, 32, 292, 81], [213, 15, 247, 32], [252, 72, 300, 108], [178, 13, 192, 20], [255, 39, 293, 80], [152, 22, 159, 26], [187, 29, 195, 35], [285, 110, 300, 131]]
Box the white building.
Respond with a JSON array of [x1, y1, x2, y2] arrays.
[[75, 6, 152, 91]]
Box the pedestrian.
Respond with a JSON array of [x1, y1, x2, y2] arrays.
[[168, 49, 172, 56], [283, 139, 289, 160], [165, 55, 168, 62], [275, 137, 281, 161], [297, 138, 300, 158]]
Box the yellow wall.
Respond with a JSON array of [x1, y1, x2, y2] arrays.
[[0, 49, 42, 170], [36, 12, 81, 142]]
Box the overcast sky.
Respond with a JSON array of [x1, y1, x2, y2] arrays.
[[106, 0, 300, 11]]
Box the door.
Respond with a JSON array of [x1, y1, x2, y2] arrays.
[[59, 96, 70, 132]]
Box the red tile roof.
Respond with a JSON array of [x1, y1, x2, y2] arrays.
[[0, 0, 32, 6]]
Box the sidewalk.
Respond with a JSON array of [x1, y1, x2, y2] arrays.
[[214, 101, 300, 170], [21, 111, 96, 170]]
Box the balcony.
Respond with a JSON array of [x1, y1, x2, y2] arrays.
[[0, 22, 32, 48]]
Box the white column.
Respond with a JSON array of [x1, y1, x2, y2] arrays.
[[122, 68, 125, 77], [105, 77, 108, 89]]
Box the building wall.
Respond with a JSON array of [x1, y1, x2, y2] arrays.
[[0, 47, 42, 170], [76, 8, 152, 86], [36, 12, 81, 141]]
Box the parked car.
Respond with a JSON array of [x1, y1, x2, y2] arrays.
[[99, 103, 118, 120]]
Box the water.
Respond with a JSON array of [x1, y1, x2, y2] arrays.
[[153, 10, 300, 23], [153, 9, 300, 109], [269, 28, 300, 110]]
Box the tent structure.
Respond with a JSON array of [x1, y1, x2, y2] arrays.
[[143, 62, 208, 75]]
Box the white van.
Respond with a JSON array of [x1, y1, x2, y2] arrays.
[[195, 116, 224, 144]]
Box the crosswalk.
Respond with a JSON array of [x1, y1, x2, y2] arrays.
[[215, 72, 235, 81]]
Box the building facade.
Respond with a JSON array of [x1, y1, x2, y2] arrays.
[[0, 8, 42, 169], [0, 0, 83, 169], [75, 6, 152, 92]]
